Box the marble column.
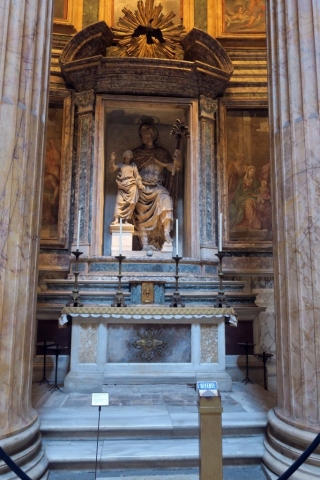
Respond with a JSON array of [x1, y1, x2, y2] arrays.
[[199, 95, 218, 260], [0, 1, 53, 478], [74, 90, 95, 255], [263, 1, 320, 478]]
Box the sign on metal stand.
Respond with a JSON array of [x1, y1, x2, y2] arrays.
[[92, 393, 109, 480], [197, 381, 223, 480]]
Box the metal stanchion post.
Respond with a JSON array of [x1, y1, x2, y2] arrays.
[[198, 382, 223, 480]]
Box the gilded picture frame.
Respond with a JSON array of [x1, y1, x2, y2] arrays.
[[40, 91, 74, 249], [218, 99, 272, 250], [53, 0, 83, 33]]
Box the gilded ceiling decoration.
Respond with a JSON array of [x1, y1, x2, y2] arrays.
[[112, 0, 186, 59]]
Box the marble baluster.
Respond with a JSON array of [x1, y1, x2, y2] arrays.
[[74, 90, 95, 255], [0, 0, 53, 478], [199, 95, 218, 260], [263, 1, 320, 478]]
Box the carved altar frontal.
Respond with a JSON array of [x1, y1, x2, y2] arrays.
[[61, 307, 235, 392]]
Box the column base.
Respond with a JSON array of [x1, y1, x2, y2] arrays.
[[0, 418, 49, 480], [263, 409, 320, 479]]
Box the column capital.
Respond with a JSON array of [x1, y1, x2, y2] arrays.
[[199, 95, 218, 120], [75, 89, 95, 114]]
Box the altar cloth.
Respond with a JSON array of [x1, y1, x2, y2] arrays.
[[59, 306, 237, 326]]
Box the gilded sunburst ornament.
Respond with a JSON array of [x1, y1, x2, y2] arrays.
[[112, 0, 186, 59]]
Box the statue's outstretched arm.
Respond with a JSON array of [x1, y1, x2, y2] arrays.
[[110, 152, 119, 172]]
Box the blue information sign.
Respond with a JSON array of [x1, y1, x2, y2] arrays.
[[197, 381, 218, 390]]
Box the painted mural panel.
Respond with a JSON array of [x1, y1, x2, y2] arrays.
[[226, 109, 272, 245], [223, 0, 266, 34], [54, 0, 68, 19], [114, 0, 182, 26], [41, 106, 63, 241]]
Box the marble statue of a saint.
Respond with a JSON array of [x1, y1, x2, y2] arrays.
[[132, 123, 181, 251], [110, 150, 145, 224]]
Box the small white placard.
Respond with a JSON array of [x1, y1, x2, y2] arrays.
[[91, 393, 109, 406]]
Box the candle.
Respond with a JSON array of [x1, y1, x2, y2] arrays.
[[176, 219, 178, 256], [76, 209, 81, 250], [219, 212, 223, 252], [119, 218, 122, 255]]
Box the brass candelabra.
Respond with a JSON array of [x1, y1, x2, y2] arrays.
[[67, 250, 83, 307], [112, 254, 127, 307], [214, 252, 229, 308], [170, 255, 185, 308]]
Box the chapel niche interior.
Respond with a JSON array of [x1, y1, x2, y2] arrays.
[[36, 0, 274, 390]]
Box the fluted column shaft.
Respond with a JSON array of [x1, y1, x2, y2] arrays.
[[264, 1, 320, 477], [0, 0, 53, 477]]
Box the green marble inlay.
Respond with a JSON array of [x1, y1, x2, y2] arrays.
[[83, 0, 99, 28], [194, 0, 207, 31]]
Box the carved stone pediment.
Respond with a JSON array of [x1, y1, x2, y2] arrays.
[[60, 21, 113, 63], [60, 22, 233, 99], [182, 28, 234, 75]]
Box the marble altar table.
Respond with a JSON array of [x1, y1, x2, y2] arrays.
[[60, 307, 237, 393]]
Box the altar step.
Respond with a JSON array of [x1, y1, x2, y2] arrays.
[[35, 383, 275, 473]]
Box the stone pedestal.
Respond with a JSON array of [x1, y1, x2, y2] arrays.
[[110, 223, 134, 256], [0, 2, 53, 478], [263, 1, 320, 478]]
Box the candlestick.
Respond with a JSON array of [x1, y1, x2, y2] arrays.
[[176, 219, 178, 256], [119, 218, 122, 255], [67, 250, 83, 307], [76, 209, 81, 250], [219, 212, 223, 252]]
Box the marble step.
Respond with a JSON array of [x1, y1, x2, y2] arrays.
[[39, 405, 268, 440], [43, 435, 265, 470]]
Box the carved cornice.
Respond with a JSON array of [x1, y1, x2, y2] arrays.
[[75, 90, 95, 114], [60, 23, 234, 99], [200, 95, 218, 120]]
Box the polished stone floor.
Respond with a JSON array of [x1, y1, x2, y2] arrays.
[[33, 382, 275, 479]]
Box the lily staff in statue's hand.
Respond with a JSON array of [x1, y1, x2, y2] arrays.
[[152, 149, 182, 176]]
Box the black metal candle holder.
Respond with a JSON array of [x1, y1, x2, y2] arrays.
[[214, 252, 229, 308], [170, 255, 185, 308], [112, 254, 127, 307], [67, 250, 83, 307]]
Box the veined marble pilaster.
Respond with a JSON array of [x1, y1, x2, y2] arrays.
[[74, 90, 95, 254], [264, 1, 320, 478], [0, 0, 53, 478], [199, 95, 218, 260]]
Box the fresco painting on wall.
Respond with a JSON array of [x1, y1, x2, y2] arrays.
[[113, 0, 182, 26], [226, 109, 272, 245], [41, 107, 63, 241], [54, 0, 68, 19], [223, 0, 266, 34]]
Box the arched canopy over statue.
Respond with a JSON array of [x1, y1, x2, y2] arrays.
[[131, 123, 182, 251]]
